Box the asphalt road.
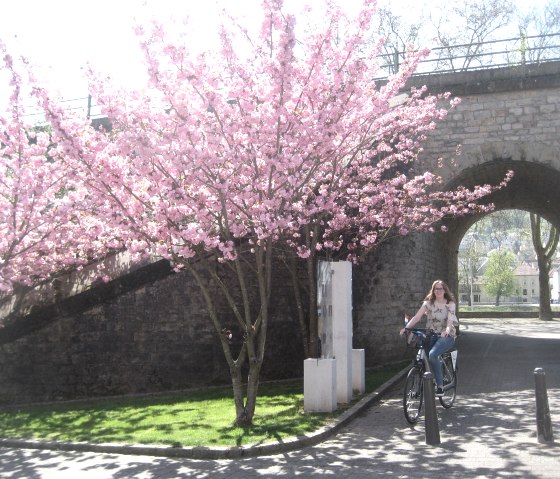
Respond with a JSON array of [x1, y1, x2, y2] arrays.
[[1, 317, 559, 478]]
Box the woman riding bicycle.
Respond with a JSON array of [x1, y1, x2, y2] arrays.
[[400, 280, 458, 397]]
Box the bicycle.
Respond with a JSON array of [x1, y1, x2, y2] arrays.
[[402, 328, 458, 424]]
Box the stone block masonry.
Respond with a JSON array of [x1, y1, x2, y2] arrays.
[[0, 262, 304, 405], [353, 233, 447, 366]]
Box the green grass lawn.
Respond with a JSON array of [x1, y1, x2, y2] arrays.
[[0, 363, 406, 448], [460, 304, 560, 312]]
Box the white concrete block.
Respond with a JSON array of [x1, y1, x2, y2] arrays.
[[352, 349, 365, 394], [303, 358, 337, 412]]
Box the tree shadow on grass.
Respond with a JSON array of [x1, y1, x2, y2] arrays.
[[0, 394, 221, 446]]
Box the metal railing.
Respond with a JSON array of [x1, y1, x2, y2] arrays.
[[24, 33, 560, 120], [378, 32, 560, 76]]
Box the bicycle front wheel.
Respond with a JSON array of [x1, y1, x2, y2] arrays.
[[439, 355, 457, 408], [403, 367, 423, 424]]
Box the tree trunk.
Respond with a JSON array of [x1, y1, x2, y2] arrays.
[[242, 361, 262, 425], [286, 251, 310, 359], [230, 364, 249, 424], [530, 213, 559, 322], [303, 223, 321, 359], [184, 240, 273, 427], [307, 253, 319, 359], [231, 358, 263, 426], [537, 257, 553, 321]]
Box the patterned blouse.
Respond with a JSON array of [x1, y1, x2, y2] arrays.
[[422, 300, 459, 338]]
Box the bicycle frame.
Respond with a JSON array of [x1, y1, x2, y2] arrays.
[[409, 329, 435, 378], [403, 328, 458, 423], [416, 345, 432, 376], [410, 329, 457, 384]]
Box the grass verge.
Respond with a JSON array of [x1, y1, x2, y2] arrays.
[[460, 304, 560, 312], [0, 363, 406, 448]]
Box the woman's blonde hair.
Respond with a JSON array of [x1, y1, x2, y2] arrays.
[[424, 280, 455, 303]]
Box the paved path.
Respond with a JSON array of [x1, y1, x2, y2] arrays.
[[1, 317, 559, 478]]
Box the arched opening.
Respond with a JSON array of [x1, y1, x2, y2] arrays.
[[441, 159, 560, 308], [457, 209, 559, 309], [352, 158, 560, 366]]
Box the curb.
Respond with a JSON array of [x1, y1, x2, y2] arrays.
[[0, 366, 409, 460]]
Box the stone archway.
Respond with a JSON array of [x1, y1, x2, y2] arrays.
[[441, 156, 560, 297], [353, 154, 560, 366], [354, 61, 560, 365]]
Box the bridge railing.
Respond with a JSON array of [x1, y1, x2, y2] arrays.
[[24, 33, 560, 120], [379, 32, 560, 76]]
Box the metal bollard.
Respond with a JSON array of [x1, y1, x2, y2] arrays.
[[423, 372, 441, 445], [534, 368, 554, 443]]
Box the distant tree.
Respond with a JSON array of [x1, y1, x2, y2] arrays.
[[426, 0, 515, 71], [482, 249, 516, 306], [530, 213, 560, 321], [484, 210, 532, 252], [515, 0, 560, 63], [377, 0, 554, 73], [458, 237, 484, 306], [375, 6, 425, 74], [464, 209, 532, 255]]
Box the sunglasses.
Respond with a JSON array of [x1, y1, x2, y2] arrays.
[[434, 287, 444, 291]]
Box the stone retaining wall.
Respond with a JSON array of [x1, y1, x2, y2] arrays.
[[0, 263, 305, 405]]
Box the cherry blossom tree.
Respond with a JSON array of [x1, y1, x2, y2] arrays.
[[0, 42, 120, 297], [4, 0, 509, 425]]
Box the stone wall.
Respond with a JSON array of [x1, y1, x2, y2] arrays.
[[0, 234, 445, 406], [353, 232, 448, 366], [415, 61, 560, 230], [0, 263, 305, 405], [421, 78, 560, 176]]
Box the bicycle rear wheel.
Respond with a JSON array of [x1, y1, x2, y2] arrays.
[[403, 367, 423, 424], [439, 355, 457, 408]]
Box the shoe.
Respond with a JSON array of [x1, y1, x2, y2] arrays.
[[435, 386, 444, 397]]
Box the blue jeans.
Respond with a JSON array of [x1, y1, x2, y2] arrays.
[[428, 336, 455, 386]]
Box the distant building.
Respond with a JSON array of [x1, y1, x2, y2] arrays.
[[459, 260, 545, 304], [511, 262, 540, 304], [551, 264, 560, 304]]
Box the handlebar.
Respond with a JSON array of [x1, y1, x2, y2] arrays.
[[403, 328, 438, 338], [403, 328, 440, 349]]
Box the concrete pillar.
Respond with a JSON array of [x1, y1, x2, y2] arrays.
[[305, 260, 357, 410], [332, 261, 353, 404]]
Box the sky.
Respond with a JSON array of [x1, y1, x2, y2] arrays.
[[0, 0, 226, 101], [0, 0, 365, 112], [0, 0, 547, 106]]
